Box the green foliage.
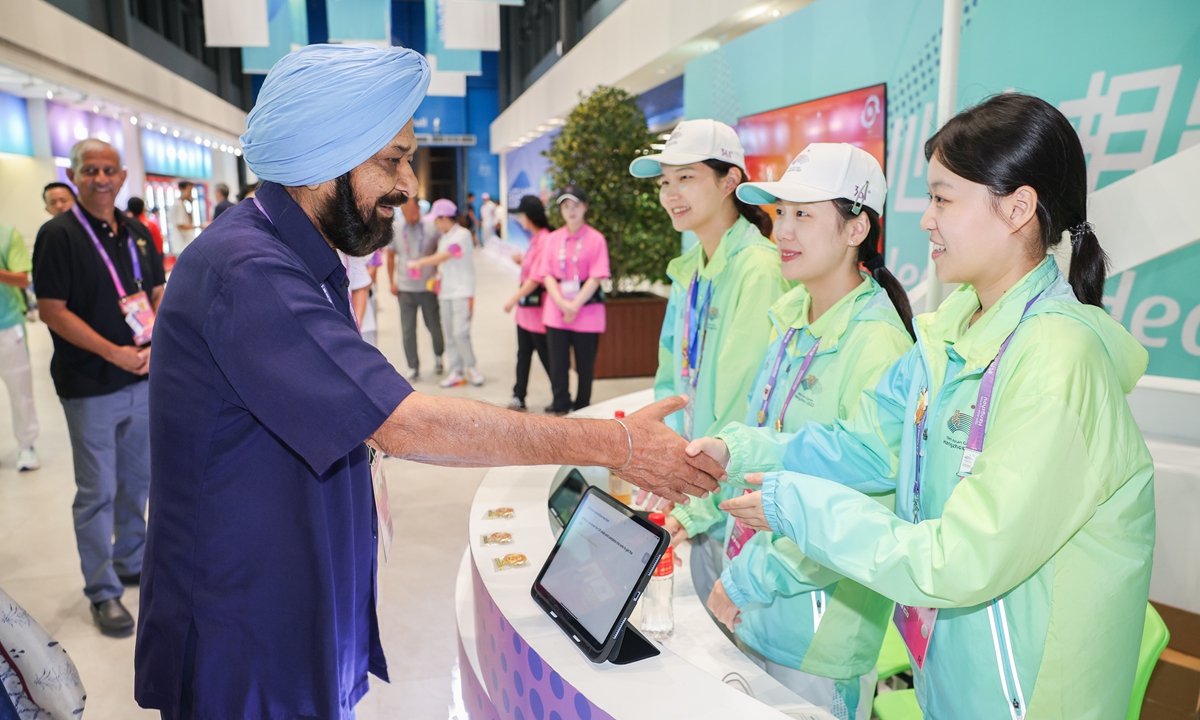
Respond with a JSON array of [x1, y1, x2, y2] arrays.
[[544, 86, 678, 292]]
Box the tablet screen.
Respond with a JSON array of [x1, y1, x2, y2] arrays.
[[538, 491, 663, 642]]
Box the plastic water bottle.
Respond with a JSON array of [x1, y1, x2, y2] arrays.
[[641, 512, 674, 641], [608, 411, 632, 505]]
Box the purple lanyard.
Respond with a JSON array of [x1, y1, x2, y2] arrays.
[[681, 272, 714, 385], [756, 329, 820, 431], [72, 204, 142, 297], [911, 291, 1043, 522]]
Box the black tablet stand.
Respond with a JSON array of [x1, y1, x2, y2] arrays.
[[606, 623, 660, 665]]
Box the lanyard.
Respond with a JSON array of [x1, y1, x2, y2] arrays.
[[911, 291, 1043, 521], [71, 204, 142, 297], [756, 334, 821, 432], [253, 198, 358, 332], [681, 272, 714, 385], [557, 226, 584, 282]]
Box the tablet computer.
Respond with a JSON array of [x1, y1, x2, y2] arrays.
[[531, 486, 669, 663]]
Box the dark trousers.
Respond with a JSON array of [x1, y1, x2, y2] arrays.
[[513, 326, 551, 402], [398, 291, 444, 371], [545, 327, 600, 413]]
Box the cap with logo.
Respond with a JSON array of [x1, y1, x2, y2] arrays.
[[629, 118, 747, 178], [556, 185, 589, 205], [736, 143, 887, 215]]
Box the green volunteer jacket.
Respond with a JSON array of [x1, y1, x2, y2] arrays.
[[653, 216, 790, 439], [718, 257, 1155, 719], [673, 276, 911, 679]]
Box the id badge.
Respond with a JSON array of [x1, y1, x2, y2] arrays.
[[893, 603, 937, 670], [119, 291, 155, 346], [369, 448, 394, 564], [725, 490, 758, 560], [559, 279, 581, 297]]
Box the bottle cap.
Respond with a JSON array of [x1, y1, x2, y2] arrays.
[[649, 512, 666, 526], [614, 411, 625, 419]]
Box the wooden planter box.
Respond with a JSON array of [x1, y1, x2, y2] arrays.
[[594, 293, 669, 379]]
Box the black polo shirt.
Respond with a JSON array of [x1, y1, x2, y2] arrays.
[[33, 204, 165, 399]]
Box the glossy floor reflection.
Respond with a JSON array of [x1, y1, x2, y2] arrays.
[[0, 245, 650, 720]]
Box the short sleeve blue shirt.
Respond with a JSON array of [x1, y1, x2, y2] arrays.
[[135, 182, 412, 719]]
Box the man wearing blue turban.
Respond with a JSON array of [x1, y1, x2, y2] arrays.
[[134, 44, 723, 719]]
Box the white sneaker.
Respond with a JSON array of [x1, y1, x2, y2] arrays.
[[440, 371, 467, 388], [17, 447, 40, 472], [467, 368, 485, 386], [435, 357, 445, 375], [407, 368, 421, 382]]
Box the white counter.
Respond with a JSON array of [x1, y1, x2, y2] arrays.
[[454, 389, 836, 720]]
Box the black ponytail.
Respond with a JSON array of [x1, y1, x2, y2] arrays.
[[702, 159, 773, 238], [925, 93, 1107, 307], [831, 198, 916, 341]]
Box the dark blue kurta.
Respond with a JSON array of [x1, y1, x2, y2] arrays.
[[135, 182, 412, 719]]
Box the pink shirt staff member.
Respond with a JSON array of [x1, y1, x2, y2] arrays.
[[503, 194, 554, 411], [536, 185, 610, 415]]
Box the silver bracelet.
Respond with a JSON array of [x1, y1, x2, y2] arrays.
[[613, 418, 633, 472]]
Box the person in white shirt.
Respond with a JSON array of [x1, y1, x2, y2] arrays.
[[480, 193, 498, 245], [169, 181, 198, 255], [347, 254, 377, 346], [407, 199, 483, 387]]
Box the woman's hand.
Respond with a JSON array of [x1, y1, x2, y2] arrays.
[[561, 303, 579, 324], [686, 436, 730, 469], [503, 295, 518, 314], [512, 252, 524, 265], [719, 474, 770, 531], [663, 515, 688, 548], [634, 488, 674, 513], [707, 579, 741, 632]]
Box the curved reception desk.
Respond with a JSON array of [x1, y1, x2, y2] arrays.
[[453, 389, 837, 720]]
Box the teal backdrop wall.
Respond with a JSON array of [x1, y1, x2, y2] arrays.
[[684, 0, 1200, 380]]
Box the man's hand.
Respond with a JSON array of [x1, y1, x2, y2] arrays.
[[107, 345, 150, 375], [718, 474, 770, 531], [616, 396, 725, 504], [707, 579, 741, 632], [686, 436, 730, 469], [390, 282, 400, 297]]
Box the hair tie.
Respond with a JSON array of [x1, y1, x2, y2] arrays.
[[864, 254, 886, 273], [1069, 221, 1094, 243]]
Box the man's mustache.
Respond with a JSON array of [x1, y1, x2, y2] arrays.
[[377, 192, 408, 208]]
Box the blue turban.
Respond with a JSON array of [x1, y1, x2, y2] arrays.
[[240, 44, 431, 186]]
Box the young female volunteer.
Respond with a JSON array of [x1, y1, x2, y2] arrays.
[[536, 185, 610, 415], [631, 118, 790, 442], [671, 143, 915, 720], [504, 195, 553, 411], [705, 94, 1155, 719]]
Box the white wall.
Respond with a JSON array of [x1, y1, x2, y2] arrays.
[[0, 155, 60, 243], [0, 0, 247, 139]]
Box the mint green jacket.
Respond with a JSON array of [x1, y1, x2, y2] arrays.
[[718, 258, 1155, 719], [675, 276, 911, 678], [653, 216, 790, 439]]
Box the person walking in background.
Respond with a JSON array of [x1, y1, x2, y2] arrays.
[[32, 138, 165, 638], [408, 199, 483, 388], [211, 183, 234, 219], [503, 195, 553, 411], [535, 185, 609, 416], [480, 192, 498, 245], [464, 191, 479, 246], [0, 220, 40, 472], [43, 182, 76, 218], [388, 195, 445, 380], [348, 254, 378, 347], [127, 197, 164, 255], [170, 181, 198, 255]]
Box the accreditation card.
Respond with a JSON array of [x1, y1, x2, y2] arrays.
[[369, 447, 394, 564]]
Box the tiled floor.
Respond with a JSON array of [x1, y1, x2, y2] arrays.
[[0, 245, 651, 719]]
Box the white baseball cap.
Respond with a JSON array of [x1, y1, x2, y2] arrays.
[[629, 118, 747, 178], [736, 143, 887, 215]]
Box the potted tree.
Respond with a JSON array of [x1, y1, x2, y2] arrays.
[[545, 86, 678, 378]]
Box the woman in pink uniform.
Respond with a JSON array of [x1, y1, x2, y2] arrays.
[[535, 185, 611, 415], [504, 195, 554, 411]]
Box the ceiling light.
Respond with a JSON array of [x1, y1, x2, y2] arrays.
[[746, 5, 767, 18], [234, 148, 242, 157], [146, 122, 154, 130], [203, 139, 211, 147], [45, 90, 53, 99], [772, 9, 781, 17], [130, 116, 138, 125], [160, 126, 167, 134], [173, 130, 180, 137], [195, 137, 202, 144], [92, 105, 99, 113]]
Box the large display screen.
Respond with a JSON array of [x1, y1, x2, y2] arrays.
[[538, 491, 661, 642], [737, 84, 887, 184]]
